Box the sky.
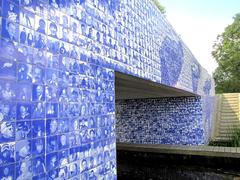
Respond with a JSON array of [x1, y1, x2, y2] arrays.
[[159, 0, 240, 75]]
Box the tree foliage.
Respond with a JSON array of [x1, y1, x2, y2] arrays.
[[152, 0, 165, 14], [212, 13, 240, 93]]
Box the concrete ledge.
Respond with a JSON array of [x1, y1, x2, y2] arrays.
[[117, 143, 240, 158]]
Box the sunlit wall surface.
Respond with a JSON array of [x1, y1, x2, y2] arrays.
[[0, 0, 214, 179]]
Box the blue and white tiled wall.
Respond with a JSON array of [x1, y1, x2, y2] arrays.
[[0, 0, 214, 179], [116, 96, 213, 145]]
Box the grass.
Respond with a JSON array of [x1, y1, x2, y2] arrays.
[[210, 127, 240, 147]]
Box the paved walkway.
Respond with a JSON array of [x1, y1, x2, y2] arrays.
[[117, 143, 240, 158]]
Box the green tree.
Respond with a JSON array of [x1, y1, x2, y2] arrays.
[[212, 13, 240, 93], [152, 0, 166, 14]]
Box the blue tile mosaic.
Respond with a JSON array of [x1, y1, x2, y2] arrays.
[[116, 96, 214, 145], [0, 0, 214, 179]]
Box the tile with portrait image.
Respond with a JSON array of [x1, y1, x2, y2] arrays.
[[68, 162, 80, 178], [68, 87, 79, 102], [31, 102, 45, 119], [47, 36, 59, 54], [78, 35, 87, 49], [32, 65, 45, 85], [82, 90, 90, 103], [35, 0, 49, 17], [16, 160, 32, 179], [107, 102, 114, 113], [69, 117, 79, 132], [0, 142, 15, 164], [35, 15, 47, 34], [15, 139, 31, 161], [46, 118, 58, 136], [16, 103, 31, 120], [19, 25, 35, 46], [70, 34, 79, 47], [96, 128, 103, 141], [0, 80, 16, 101], [69, 44, 79, 59], [32, 155, 46, 176], [58, 133, 69, 151], [58, 71, 69, 88], [58, 87, 68, 103], [58, 165, 68, 179], [0, 17, 2, 34], [2, 0, 19, 23], [68, 132, 80, 147], [0, 59, 17, 80], [59, 26, 70, 43], [88, 167, 98, 180], [80, 129, 89, 145], [1, 19, 19, 42], [59, 41, 70, 57], [88, 128, 97, 142], [91, 18, 99, 31], [32, 84, 45, 101], [80, 156, 89, 173], [68, 103, 80, 118], [58, 118, 69, 134], [48, 21, 59, 39], [70, 146, 81, 162], [32, 173, 46, 180], [68, 58, 78, 74], [46, 152, 59, 172], [48, 7, 60, 23], [87, 116, 96, 129], [80, 103, 89, 117], [46, 85, 58, 102], [20, 0, 36, 13], [78, 76, 88, 89], [32, 119, 45, 138], [33, 48, 47, 67], [0, 164, 15, 180], [69, 74, 79, 87], [80, 22, 87, 36], [49, 0, 60, 9], [104, 161, 111, 176], [80, 170, 88, 180], [0, 101, 16, 122], [47, 53, 59, 69], [95, 30, 102, 44], [19, 8, 35, 30], [70, 17, 79, 34], [87, 26, 95, 40], [58, 149, 69, 167], [34, 32, 47, 49], [17, 83, 32, 101], [46, 69, 58, 86], [69, 4, 79, 20], [59, 12, 69, 28], [46, 102, 58, 118], [17, 62, 32, 83], [59, 103, 69, 118], [79, 61, 89, 76], [88, 91, 96, 104], [46, 135, 58, 153], [47, 168, 59, 179], [17, 44, 34, 64], [16, 120, 31, 141]]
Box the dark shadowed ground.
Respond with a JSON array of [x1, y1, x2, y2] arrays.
[[117, 150, 240, 180]]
